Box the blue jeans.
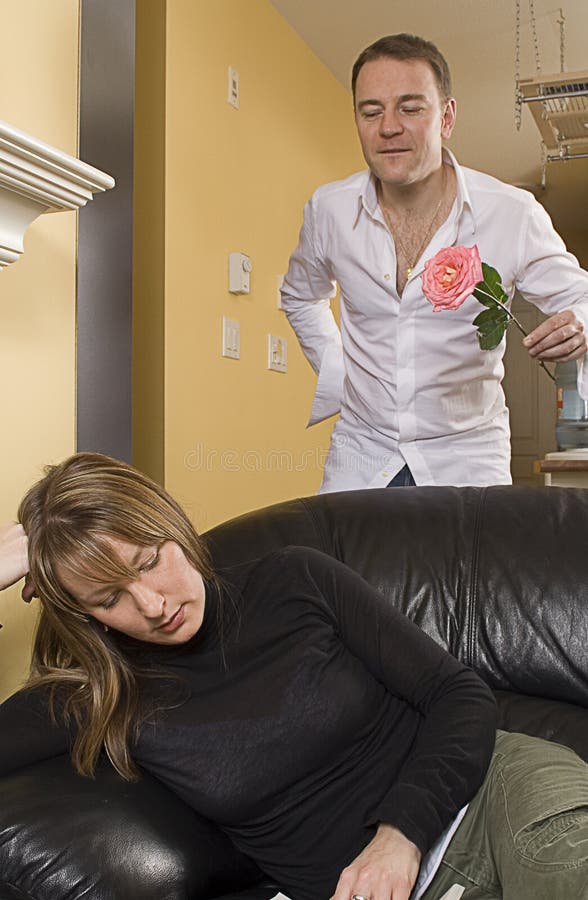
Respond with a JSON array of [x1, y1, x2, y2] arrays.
[[387, 465, 416, 487], [421, 731, 588, 899]]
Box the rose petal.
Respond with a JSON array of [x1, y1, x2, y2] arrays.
[[422, 245, 483, 311]]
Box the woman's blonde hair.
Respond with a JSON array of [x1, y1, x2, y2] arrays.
[[18, 452, 215, 780]]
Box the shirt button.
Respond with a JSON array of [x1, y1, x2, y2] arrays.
[[384, 273, 391, 281]]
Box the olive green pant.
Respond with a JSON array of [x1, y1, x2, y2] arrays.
[[421, 731, 588, 900]]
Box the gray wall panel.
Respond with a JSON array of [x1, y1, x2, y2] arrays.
[[77, 0, 135, 461]]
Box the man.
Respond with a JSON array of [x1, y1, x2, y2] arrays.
[[281, 34, 588, 491]]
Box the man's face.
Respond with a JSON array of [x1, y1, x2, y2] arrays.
[[354, 57, 456, 189]]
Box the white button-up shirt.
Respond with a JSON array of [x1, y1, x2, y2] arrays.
[[282, 150, 588, 491]]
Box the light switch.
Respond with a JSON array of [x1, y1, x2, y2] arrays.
[[268, 334, 287, 373], [228, 66, 239, 109], [228, 252, 252, 294], [222, 317, 240, 359]]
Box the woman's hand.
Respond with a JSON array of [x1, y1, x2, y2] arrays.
[[0, 523, 30, 593], [332, 824, 421, 900]]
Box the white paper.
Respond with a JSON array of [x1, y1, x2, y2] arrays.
[[439, 886, 465, 900]]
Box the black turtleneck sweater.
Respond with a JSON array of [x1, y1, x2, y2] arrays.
[[0, 546, 497, 899]]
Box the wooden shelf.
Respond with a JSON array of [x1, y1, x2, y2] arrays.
[[536, 458, 588, 473]]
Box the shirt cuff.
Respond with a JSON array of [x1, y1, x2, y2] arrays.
[[307, 341, 345, 426], [576, 358, 588, 401], [571, 304, 588, 400]]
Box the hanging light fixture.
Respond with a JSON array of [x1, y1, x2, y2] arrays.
[[518, 73, 588, 163], [515, 3, 588, 166]]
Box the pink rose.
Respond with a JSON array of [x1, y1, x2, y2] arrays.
[[422, 245, 483, 313]]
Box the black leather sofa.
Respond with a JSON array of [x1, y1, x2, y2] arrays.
[[1, 485, 587, 900]]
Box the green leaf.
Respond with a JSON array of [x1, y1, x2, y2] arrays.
[[474, 302, 508, 349], [473, 308, 502, 327], [472, 285, 495, 308], [480, 263, 508, 305], [472, 265, 508, 310], [478, 321, 507, 349], [467, 261, 510, 349], [476, 319, 508, 348]]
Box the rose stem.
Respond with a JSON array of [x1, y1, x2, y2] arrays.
[[474, 287, 555, 382]]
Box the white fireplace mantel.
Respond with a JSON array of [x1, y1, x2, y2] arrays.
[[0, 120, 115, 269]]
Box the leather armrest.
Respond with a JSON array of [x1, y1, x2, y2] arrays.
[[0, 755, 263, 900]]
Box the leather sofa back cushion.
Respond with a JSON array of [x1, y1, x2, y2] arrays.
[[205, 486, 588, 708]]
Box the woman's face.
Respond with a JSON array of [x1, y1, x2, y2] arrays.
[[57, 537, 206, 644]]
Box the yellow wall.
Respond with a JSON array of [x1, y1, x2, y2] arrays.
[[158, 0, 363, 529], [0, 0, 79, 699], [1, 0, 360, 697]]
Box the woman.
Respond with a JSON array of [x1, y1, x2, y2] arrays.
[[0, 452, 586, 900]]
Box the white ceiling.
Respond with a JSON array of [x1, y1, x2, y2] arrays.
[[269, 0, 588, 240]]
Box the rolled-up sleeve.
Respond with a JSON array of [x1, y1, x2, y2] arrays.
[[515, 199, 588, 398]]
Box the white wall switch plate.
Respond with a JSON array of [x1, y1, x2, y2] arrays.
[[228, 252, 252, 294], [222, 316, 240, 359], [268, 334, 287, 372]]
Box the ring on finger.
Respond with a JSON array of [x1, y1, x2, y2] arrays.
[[351, 895, 370, 900]]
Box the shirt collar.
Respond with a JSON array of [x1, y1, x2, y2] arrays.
[[355, 148, 476, 236], [443, 148, 475, 235], [356, 170, 380, 225]]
